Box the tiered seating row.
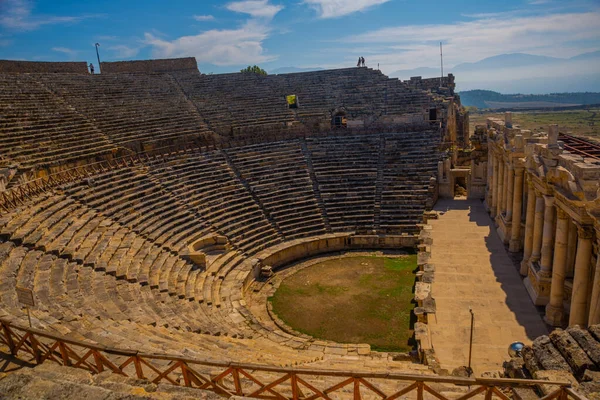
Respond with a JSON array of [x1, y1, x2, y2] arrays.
[[144, 150, 284, 255], [0, 74, 117, 169], [0, 132, 443, 373], [60, 166, 211, 255], [171, 71, 297, 136], [37, 73, 213, 150], [224, 141, 327, 240], [305, 135, 381, 232], [0, 239, 319, 365], [379, 132, 441, 233], [171, 68, 434, 141]]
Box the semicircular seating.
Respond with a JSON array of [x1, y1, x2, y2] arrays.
[[0, 132, 441, 373]]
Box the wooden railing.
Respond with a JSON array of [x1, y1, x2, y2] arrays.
[[0, 319, 586, 400]]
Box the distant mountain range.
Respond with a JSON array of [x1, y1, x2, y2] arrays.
[[458, 90, 600, 109], [390, 51, 600, 94]]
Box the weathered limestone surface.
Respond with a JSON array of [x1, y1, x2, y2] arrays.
[[101, 57, 198, 73], [0, 363, 221, 399], [590, 325, 600, 342], [0, 60, 88, 73], [532, 335, 571, 372], [522, 345, 542, 375], [566, 325, 600, 366], [533, 370, 579, 396], [548, 329, 595, 378]]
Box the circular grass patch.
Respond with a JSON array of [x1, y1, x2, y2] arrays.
[[269, 255, 417, 352]]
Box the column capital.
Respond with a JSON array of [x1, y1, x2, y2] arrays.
[[556, 207, 569, 220], [576, 224, 595, 239], [514, 166, 525, 174]]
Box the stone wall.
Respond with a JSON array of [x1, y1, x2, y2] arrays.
[[0, 60, 88, 73], [403, 74, 456, 93], [100, 58, 198, 74]]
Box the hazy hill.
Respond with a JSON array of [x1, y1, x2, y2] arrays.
[[390, 51, 600, 93], [458, 90, 600, 109]]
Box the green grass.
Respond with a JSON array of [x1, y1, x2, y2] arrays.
[[269, 255, 417, 352]]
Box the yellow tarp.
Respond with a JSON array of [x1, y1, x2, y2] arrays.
[[286, 95, 297, 105]]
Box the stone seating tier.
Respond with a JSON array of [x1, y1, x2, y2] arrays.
[[0, 132, 440, 368], [0, 75, 117, 169], [171, 68, 434, 139]]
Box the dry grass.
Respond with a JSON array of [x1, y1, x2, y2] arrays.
[[469, 108, 600, 142]]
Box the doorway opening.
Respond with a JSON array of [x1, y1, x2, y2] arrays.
[[454, 176, 467, 198], [332, 111, 347, 129]]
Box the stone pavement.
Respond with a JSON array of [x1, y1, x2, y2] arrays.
[[427, 198, 549, 375]]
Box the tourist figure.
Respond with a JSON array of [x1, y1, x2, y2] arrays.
[[361, 57, 366, 67], [357, 57, 361, 67], [89, 63, 94, 74]]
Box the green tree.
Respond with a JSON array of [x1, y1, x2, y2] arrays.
[[240, 65, 267, 75]]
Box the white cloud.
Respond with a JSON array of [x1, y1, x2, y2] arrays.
[[107, 45, 140, 59], [144, 21, 276, 66], [193, 15, 215, 21], [341, 11, 600, 72], [0, 0, 99, 31], [303, 0, 390, 19], [52, 47, 77, 59], [226, 0, 283, 19]]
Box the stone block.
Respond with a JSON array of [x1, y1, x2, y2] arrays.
[[549, 329, 594, 379], [532, 335, 571, 373], [566, 325, 600, 367]]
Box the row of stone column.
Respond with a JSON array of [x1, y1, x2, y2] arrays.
[[543, 213, 598, 326], [487, 150, 600, 327], [488, 150, 525, 252]]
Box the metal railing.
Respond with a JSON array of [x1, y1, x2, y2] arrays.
[[0, 318, 586, 400]]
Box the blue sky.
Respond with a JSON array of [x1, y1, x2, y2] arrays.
[[0, 0, 599, 76]]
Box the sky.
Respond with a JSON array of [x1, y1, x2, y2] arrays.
[[0, 0, 599, 78]]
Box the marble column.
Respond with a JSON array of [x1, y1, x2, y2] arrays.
[[491, 155, 499, 218], [544, 208, 570, 326], [502, 163, 509, 215], [506, 165, 515, 221], [539, 195, 556, 276], [520, 181, 536, 275], [509, 167, 524, 252], [496, 159, 504, 218], [589, 237, 600, 325], [566, 222, 578, 277], [486, 151, 494, 207], [569, 225, 594, 326], [530, 192, 545, 263]]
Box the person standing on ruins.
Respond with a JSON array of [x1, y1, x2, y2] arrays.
[[357, 57, 361, 67], [361, 57, 366, 67], [89, 63, 94, 74]]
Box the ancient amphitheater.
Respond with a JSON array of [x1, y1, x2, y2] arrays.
[[0, 58, 599, 399]]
